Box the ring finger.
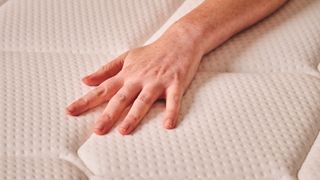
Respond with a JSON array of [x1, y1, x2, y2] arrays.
[[94, 83, 141, 135]]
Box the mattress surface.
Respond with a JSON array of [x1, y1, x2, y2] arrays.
[[79, 73, 320, 180], [1, 0, 320, 179], [299, 133, 320, 180], [0, 156, 87, 180], [0, 0, 7, 7], [0, 0, 184, 54]]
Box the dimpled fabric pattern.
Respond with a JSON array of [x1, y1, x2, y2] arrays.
[[0, 0, 184, 54], [0, 156, 87, 180], [0, 0, 184, 179], [79, 73, 320, 180], [1, 0, 320, 180]]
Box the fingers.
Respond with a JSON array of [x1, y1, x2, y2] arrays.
[[118, 85, 163, 135], [82, 52, 128, 86], [163, 85, 183, 129], [94, 83, 141, 135], [66, 79, 121, 116]]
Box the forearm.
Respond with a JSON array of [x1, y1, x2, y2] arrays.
[[159, 0, 288, 55]]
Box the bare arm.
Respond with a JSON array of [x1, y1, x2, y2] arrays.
[[66, 0, 288, 135], [161, 0, 288, 54]]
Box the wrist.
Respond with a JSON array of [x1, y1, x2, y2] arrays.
[[156, 20, 208, 56], [160, 18, 231, 56], [179, 17, 237, 54]]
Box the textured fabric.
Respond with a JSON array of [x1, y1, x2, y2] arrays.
[[0, 51, 106, 179], [0, 0, 183, 179], [0, 156, 87, 180], [78, 73, 320, 180], [0, 0, 183, 54], [298, 133, 320, 180], [1, 0, 320, 179], [0, 0, 7, 7]]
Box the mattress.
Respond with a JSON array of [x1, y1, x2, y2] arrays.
[[0, 0, 319, 179]]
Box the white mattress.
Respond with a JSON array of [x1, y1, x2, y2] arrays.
[[1, 0, 320, 179]]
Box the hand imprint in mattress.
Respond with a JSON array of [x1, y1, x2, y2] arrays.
[[65, 31, 203, 135]]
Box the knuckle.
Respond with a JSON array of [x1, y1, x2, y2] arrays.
[[166, 108, 178, 116], [128, 114, 140, 123], [138, 94, 152, 105], [173, 94, 180, 104], [79, 97, 89, 106], [172, 72, 183, 82], [115, 93, 127, 102], [95, 87, 108, 98], [167, 91, 181, 104], [101, 113, 112, 122], [100, 64, 111, 72]]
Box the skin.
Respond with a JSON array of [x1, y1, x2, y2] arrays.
[[66, 0, 288, 135]]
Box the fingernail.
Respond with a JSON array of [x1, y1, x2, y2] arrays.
[[82, 75, 91, 82], [83, 75, 89, 79], [165, 119, 174, 129], [119, 124, 130, 135], [94, 121, 105, 131], [65, 105, 75, 114], [65, 107, 71, 114]]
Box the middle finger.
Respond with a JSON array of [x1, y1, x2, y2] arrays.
[[94, 83, 141, 135]]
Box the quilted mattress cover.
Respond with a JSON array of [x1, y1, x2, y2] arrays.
[[1, 0, 320, 179]]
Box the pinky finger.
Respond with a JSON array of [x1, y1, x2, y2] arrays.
[[164, 85, 183, 129]]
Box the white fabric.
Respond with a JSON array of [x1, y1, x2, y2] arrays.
[[0, 0, 183, 54], [298, 133, 320, 180], [0, 156, 87, 180], [0, 0, 7, 7], [79, 73, 320, 180], [0, 0, 184, 179], [1, 0, 320, 179]]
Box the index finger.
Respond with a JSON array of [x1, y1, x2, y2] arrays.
[[66, 78, 122, 116]]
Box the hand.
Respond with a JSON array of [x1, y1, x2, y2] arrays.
[[66, 26, 204, 135], [65, 0, 288, 135]]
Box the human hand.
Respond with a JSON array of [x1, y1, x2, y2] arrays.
[[66, 24, 204, 135], [66, 0, 288, 135]]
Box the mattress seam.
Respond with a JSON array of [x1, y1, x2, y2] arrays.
[[1, 49, 320, 79], [296, 130, 320, 179]]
